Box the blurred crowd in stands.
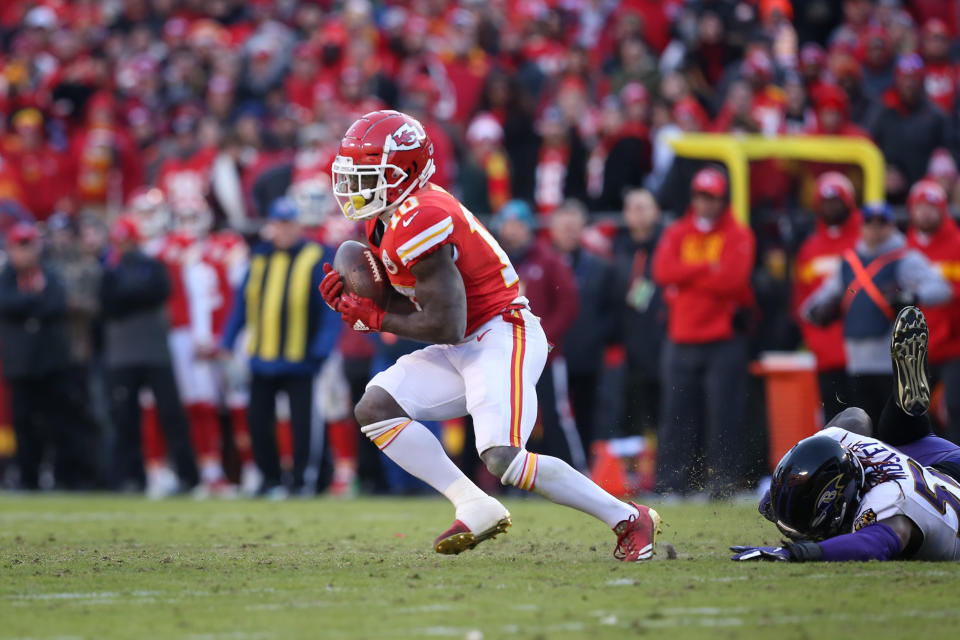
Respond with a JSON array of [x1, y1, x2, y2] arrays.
[[0, 0, 959, 499]]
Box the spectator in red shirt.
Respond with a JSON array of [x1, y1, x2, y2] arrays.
[[799, 43, 828, 97], [920, 18, 958, 114], [71, 92, 143, 211], [905, 179, 960, 442], [652, 167, 756, 497], [495, 200, 584, 470], [793, 172, 863, 419], [5, 108, 74, 220], [285, 43, 320, 112]]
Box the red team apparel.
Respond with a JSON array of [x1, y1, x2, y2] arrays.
[[329, 110, 657, 560], [363, 183, 548, 453], [364, 184, 520, 336]]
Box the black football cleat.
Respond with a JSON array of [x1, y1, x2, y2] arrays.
[[890, 306, 930, 417]]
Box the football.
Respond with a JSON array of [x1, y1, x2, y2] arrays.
[[333, 240, 392, 308]]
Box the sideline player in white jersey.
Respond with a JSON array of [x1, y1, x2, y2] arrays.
[[319, 110, 660, 561], [733, 306, 960, 562]]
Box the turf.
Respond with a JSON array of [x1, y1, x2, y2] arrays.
[[1, 494, 958, 640]]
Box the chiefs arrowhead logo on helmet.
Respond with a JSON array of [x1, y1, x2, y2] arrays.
[[386, 122, 423, 152], [332, 110, 436, 220]]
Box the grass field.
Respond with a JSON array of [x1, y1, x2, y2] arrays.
[[1, 494, 959, 640]]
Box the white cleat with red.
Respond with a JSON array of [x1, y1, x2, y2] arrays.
[[434, 496, 512, 555], [613, 502, 662, 562]]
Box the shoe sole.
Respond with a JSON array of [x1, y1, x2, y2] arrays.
[[434, 516, 512, 555], [633, 508, 663, 561], [890, 306, 930, 417]]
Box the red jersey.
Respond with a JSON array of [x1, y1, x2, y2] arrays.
[[156, 231, 203, 330], [203, 230, 248, 338], [907, 216, 960, 363], [364, 184, 521, 336], [924, 61, 959, 114], [156, 147, 217, 215], [793, 212, 862, 371]]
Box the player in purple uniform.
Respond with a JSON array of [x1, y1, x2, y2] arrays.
[[733, 306, 960, 562]]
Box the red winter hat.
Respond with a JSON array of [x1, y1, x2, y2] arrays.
[[813, 83, 849, 116], [110, 215, 141, 245], [814, 172, 855, 210], [800, 43, 826, 70], [742, 49, 773, 82], [621, 82, 649, 106], [6, 222, 39, 245], [672, 96, 709, 130], [908, 179, 947, 216], [923, 18, 950, 38], [691, 167, 727, 197], [927, 148, 958, 179], [895, 53, 925, 79]]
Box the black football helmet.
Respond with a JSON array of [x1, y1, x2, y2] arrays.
[[769, 435, 865, 541]]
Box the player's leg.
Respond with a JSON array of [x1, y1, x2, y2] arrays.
[[880, 307, 960, 468], [169, 329, 226, 492], [466, 310, 660, 561], [355, 346, 508, 551], [191, 359, 230, 493]]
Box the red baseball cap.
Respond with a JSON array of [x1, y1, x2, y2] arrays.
[[6, 222, 38, 245], [110, 216, 141, 245], [620, 82, 649, 106], [691, 167, 728, 198]]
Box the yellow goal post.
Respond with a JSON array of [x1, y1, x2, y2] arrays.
[[668, 134, 886, 225]]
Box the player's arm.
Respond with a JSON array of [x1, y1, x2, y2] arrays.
[[380, 245, 467, 344], [732, 517, 915, 562]]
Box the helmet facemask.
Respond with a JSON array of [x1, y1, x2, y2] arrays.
[[332, 155, 409, 221]]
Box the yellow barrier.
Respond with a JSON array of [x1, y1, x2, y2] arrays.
[[668, 134, 886, 224]]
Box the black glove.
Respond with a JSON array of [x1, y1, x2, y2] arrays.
[[807, 299, 842, 327]]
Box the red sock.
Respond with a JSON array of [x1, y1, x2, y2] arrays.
[[230, 407, 254, 465], [141, 404, 167, 466], [276, 419, 293, 470], [328, 419, 357, 464], [187, 403, 221, 463]]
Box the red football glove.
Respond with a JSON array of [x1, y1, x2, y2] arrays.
[[319, 263, 343, 311], [338, 293, 385, 332]]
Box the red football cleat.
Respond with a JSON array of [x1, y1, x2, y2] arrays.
[[612, 502, 662, 562], [434, 516, 512, 555]]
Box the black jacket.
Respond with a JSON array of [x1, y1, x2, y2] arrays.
[[612, 227, 667, 378], [0, 265, 70, 379], [871, 99, 950, 201], [562, 249, 620, 375], [101, 250, 173, 368], [101, 250, 169, 319], [594, 135, 651, 211]]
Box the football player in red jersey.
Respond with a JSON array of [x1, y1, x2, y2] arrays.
[[319, 110, 660, 561]]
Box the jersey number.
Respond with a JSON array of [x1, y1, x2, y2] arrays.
[[907, 459, 960, 537], [459, 204, 520, 287]]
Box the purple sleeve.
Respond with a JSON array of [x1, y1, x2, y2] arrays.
[[817, 523, 903, 562]]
